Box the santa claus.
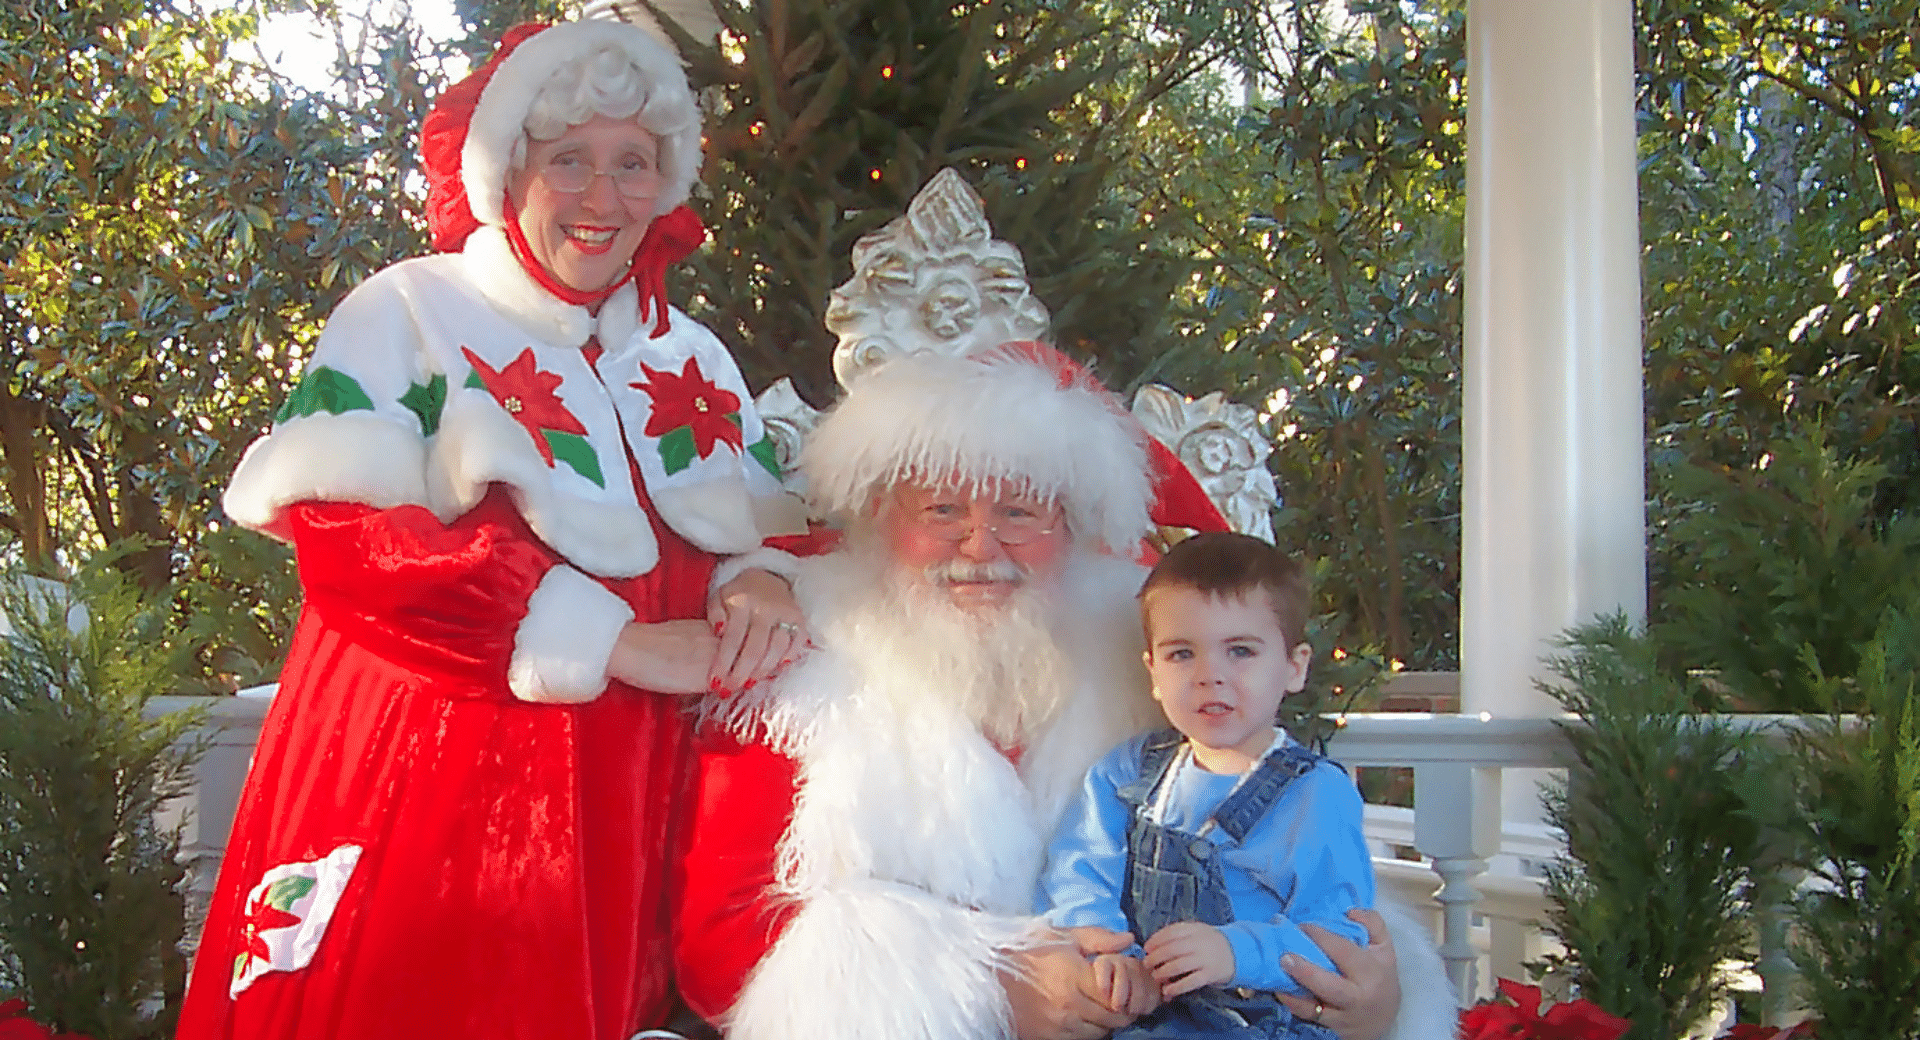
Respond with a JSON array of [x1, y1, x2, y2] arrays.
[[671, 343, 1458, 1040]]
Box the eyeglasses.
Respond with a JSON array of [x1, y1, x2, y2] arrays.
[[536, 154, 662, 199], [908, 498, 1063, 546]]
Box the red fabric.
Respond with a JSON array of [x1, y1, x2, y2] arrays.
[[178, 485, 715, 1040], [671, 727, 803, 1020], [630, 206, 707, 337], [421, 22, 549, 252]]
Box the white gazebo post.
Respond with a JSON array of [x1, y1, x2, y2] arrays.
[[1441, 0, 1648, 992]]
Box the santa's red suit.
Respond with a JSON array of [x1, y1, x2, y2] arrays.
[[178, 20, 801, 1040]]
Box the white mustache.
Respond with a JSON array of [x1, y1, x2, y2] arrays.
[[924, 560, 1025, 585]]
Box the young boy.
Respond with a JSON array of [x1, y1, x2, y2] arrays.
[[1035, 532, 1375, 1039]]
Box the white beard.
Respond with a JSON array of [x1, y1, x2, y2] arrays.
[[831, 544, 1075, 750]]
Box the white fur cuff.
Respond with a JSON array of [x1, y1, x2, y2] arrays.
[[508, 566, 634, 704], [224, 413, 431, 536], [726, 881, 1029, 1040], [709, 546, 805, 598]]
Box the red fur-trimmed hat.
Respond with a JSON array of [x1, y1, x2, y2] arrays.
[[802, 342, 1227, 555], [419, 20, 703, 253]]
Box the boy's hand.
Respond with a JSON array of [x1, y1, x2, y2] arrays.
[[1143, 922, 1235, 998], [1089, 953, 1162, 1016]]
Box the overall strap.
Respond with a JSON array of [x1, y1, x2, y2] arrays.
[[1211, 740, 1333, 843], [1117, 727, 1187, 809]]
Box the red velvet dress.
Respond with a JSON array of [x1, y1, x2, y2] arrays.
[[177, 484, 709, 1040]]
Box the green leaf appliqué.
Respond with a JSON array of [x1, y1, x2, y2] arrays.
[[276, 366, 374, 422], [544, 431, 605, 488], [658, 426, 697, 476], [400, 374, 448, 436]]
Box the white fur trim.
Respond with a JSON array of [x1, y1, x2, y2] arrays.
[[650, 481, 768, 554], [726, 881, 1028, 1040], [429, 391, 661, 578], [801, 352, 1153, 555], [709, 547, 805, 598], [463, 20, 702, 227], [224, 412, 430, 536], [1378, 900, 1461, 1040], [508, 565, 633, 703], [460, 226, 597, 346]]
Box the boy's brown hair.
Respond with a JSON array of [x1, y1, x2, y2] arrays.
[[1138, 531, 1310, 649]]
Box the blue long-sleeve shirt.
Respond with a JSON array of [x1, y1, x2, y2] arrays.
[[1035, 729, 1375, 993]]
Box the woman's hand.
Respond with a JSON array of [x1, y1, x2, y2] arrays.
[[706, 567, 807, 694], [605, 619, 720, 694], [1276, 908, 1403, 1040]]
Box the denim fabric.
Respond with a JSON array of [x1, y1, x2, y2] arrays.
[[1111, 730, 1338, 1040]]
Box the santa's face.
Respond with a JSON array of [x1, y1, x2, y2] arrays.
[[881, 482, 1070, 611], [1143, 586, 1312, 774], [508, 114, 662, 293]]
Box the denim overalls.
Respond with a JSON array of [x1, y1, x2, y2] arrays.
[[1110, 728, 1340, 1040]]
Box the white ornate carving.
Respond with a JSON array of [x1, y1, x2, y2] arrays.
[[753, 378, 820, 494], [826, 168, 1051, 388], [1130, 386, 1280, 540]]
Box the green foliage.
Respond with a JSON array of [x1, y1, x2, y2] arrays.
[[1638, 0, 1920, 517], [0, 563, 206, 1037], [671, 0, 1224, 404], [1124, 2, 1466, 667], [1653, 431, 1920, 712], [1786, 607, 1920, 1039], [1538, 614, 1773, 1039]]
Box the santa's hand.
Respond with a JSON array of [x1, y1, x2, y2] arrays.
[[1000, 933, 1134, 1040], [1275, 908, 1402, 1040], [706, 567, 807, 694]]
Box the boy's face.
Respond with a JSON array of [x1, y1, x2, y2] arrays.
[[1143, 586, 1312, 772]]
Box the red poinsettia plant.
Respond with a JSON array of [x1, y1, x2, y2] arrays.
[[0, 999, 91, 1040], [1460, 979, 1631, 1040]]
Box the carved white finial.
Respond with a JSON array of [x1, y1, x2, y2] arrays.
[[1131, 386, 1280, 540], [826, 168, 1052, 388], [753, 378, 820, 495]]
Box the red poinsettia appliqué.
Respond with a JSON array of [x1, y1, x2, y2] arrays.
[[633, 356, 744, 475], [238, 885, 303, 968], [1459, 979, 1631, 1040], [462, 346, 588, 467]]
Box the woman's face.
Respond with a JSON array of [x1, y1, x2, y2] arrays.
[[508, 113, 663, 293]]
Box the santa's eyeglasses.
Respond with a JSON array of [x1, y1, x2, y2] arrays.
[[908, 499, 1063, 546]]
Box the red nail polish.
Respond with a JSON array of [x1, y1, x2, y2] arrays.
[[712, 621, 723, 635], [742, 678, 757, 691], [708, 677, 723, 692]]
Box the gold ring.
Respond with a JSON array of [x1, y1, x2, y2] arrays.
[[1312, 1000, 1325, 1022]]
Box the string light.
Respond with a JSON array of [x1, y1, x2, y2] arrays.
[[881, 65, 895, 79], [869, 169, 882, 181], [1014, 156, 1027, 170]]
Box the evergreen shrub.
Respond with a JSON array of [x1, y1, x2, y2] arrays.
[[1538, 615, 1774, 1040], [1785, 606, 1920, 1039], [0, 565, 204, 1038]]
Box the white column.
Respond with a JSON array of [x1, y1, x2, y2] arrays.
[[1462, 0, 1646, 822]]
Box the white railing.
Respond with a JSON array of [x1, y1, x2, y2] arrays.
[[150, 690, 1824, 1016]]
